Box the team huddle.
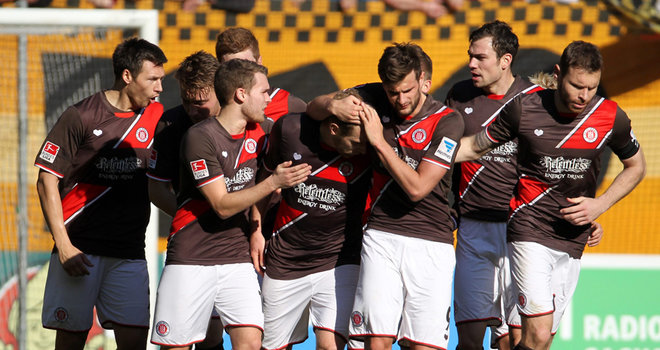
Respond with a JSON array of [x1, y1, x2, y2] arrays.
[[34, 21, 645, 350]]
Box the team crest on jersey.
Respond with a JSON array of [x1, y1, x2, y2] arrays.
[[338, 161, 354, 177], [434, 137, 458, 163], [190, 159, 209, 180], [136, 127, 149, 143], [518, 292, 527, 308], [54, 307, 68, 322], [148, 149, 157, 169], [411, 128, 427, 144], [351, 311, 364, 327], [155, 321, 170, 336], [40, 141, 60, 163], [583, 127, 598, 143], [244, 138, 258, 154]]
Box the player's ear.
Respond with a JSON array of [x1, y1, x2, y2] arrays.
[[553, 64, 560, 80], [122, 68, 133, 85], [257, 55, 263, 65], [422, 78, 431, 94], [500, 53, 512, 70], [235, 87, 247, 103], [329, 121, 341, 136]]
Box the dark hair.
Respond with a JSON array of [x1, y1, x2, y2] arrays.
[[215, 27, 260, 61], [410, 44, 432, 80], [469, 20, 519, 63], [559, 40, 603, 74], [325, 88, 363, 134], [377, 43, 423, 85], [176, 51, 220, 100], [112, 37, 167, 81], [214, 59, 268, 107]]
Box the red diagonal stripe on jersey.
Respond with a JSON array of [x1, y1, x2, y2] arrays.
[[61, 183, 110, 223], [235, 123, 267, 168], [313, 154, 371, 183], [459, 161, 484, 198], [264, 89, 291, 122], [526, 86, 544, 94], [363, 171, 390, 225], [558, 99, 616, 149], [116, 102, 163, 149], [169, 199, 211, 238], [272, 199, 305, 233], [398, 108, 453, 150], [509, 176, 551, 215]]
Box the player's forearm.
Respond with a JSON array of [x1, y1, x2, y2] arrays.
[[455, 133, 494, 163], [210, 178, 278, 220], [148, 179, 176, 217], [596, 149, 646, 211], [36, 175, 73, 251], [372, 140, 429, 202], [306, 93, 336, 121]]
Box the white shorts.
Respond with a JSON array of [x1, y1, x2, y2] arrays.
[[454, 218, 515, 339], [349, 229, 455, 349], [507, 241, 581, 333], [262, 264, 360, 350], [150, 263, 263, 347], [42, 253, 149, 331]]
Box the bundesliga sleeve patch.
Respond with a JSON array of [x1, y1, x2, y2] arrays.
[[39, 141, 60, 163], [434, 137, 458, 163], [190, 159, 209, 180]]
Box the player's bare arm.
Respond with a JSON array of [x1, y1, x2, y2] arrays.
[[200, 160, 311, 220], [148, 178, 177, 217], [248, 204, 266, 276], [560, 148, 646, 226], [360, 102, 446, 202], [36, 170, 93, 276], [307, 91, 362, 123], [455, 131, 497, 163]]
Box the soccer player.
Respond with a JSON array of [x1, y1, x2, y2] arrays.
[[35, 37, 167, 350], [444, 20, 536, 350], [456, 40, 646, 350], [308, 43, 464, 350], [150, 59, 311, 350], [146, 51, 225, 350], [257, 90, 370, 350]]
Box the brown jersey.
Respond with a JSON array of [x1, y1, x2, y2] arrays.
[[446, 76, 541, 221], [486, 90, 640, 258], [146, 105, 192, 192], [261, 88, 307, 135], [355, 83, 464, 244], [34, 91, 163, 259], [262, 114, 371, 280], [165, 117, 267, 265]]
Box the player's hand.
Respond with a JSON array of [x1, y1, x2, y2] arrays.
[[560, 196, 607, 226], [249, 231, 266, 276], [358, 102, 386, 147], [57, 245, 93, 277], [329, 95, 363, 123], [270, 161, 311, 189], [586, 221, 604, 247]]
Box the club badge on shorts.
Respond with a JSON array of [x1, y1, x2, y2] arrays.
[[54, 307, 68, 322], [155, 320, 170, 336], [351, 311, 364, 327]]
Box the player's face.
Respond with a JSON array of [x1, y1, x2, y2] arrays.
[[243, 72, 271, 123], [182, 87, 221, 124], [468, 36, 504, 90], [221, 49, 260, 63], [556, 66, 601, 114], [383, 70, 424, 117], [127, 60, 165, 110], [334, 124, 367, 157]]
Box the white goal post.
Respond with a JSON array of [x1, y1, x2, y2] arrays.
[[0, 8, 160, 349]]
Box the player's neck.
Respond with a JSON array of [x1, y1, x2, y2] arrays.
[[216, 106, 247, 135], [104, 89, 134, 112], [483, 72, 515, 96]]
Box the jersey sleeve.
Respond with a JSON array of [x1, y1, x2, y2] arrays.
[[147, 117, 177, 182], [483, 95, 521, 144], [608, 106, 641, 160], [263, 116, 285, 173], [181, 127, 224, 188], [422, 110, 464, 170], [34, 106, 85, 178]]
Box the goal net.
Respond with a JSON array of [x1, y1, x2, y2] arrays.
[[0, 9, 159, 349]]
